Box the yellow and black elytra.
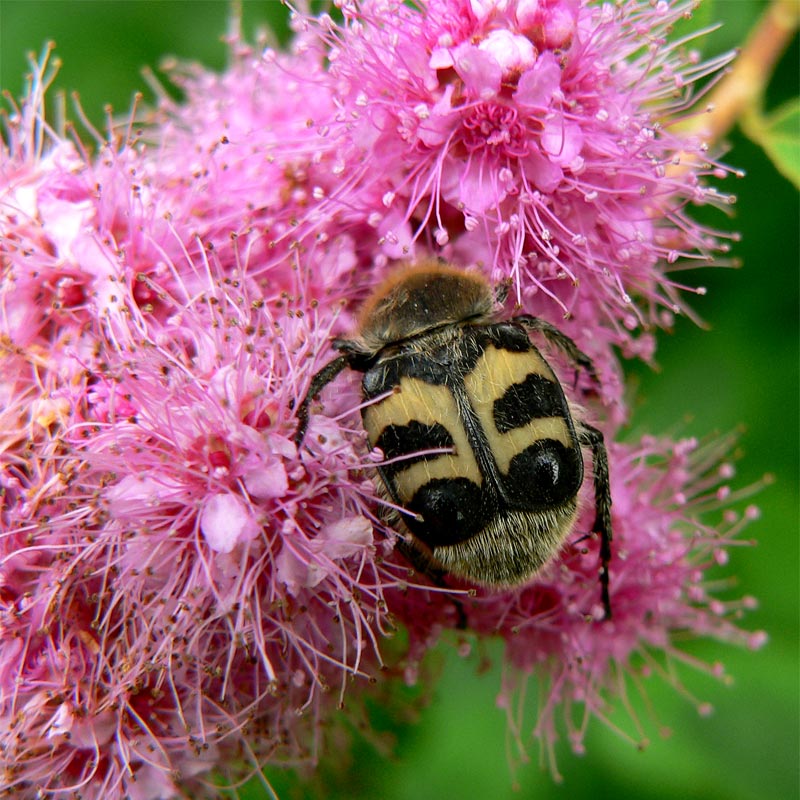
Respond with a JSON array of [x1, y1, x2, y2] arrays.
[[294, 260, 612, 618]]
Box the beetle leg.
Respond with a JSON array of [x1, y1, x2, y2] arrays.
[[292, 354, 352, 446], [513, 314, 600, 387], [578, 421, 613, 620], [395, 537, 468, 629]]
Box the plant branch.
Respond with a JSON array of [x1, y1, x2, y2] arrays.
[[687, 0, 799, 143]]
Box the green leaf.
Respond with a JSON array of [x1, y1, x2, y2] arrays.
[[743, 99, 800, 188]]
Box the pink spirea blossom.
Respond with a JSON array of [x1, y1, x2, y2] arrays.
[[280, 0, 738, 391], [0, 1, 763, 797]]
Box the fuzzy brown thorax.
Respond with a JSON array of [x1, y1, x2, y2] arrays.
[[354, 260, 494, 354]]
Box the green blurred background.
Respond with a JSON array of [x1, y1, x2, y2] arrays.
[[1, 2, 797, 799]]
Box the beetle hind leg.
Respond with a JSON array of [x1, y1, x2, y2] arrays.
[[578, 422, 613, 620]]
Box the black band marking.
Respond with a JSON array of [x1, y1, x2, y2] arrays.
[[504, 439, 583, 507], [406, 477, 488, 546], [375, 421, 454, 477], [492, 372, 564, 433]]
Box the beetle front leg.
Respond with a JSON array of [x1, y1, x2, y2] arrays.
[[514, 314, 600, 387], [292, 354, 352, 447]]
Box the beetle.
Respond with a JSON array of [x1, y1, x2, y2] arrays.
[[293, 259, 612, 618]]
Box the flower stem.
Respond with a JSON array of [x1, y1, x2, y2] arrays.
[[692, 0, 799, 142]]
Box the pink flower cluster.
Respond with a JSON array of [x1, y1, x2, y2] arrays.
[[1, 1, 763, 797]]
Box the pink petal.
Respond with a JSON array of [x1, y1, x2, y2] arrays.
[[541, 115, 584, 164], [200, 493, 258, 553], [429, 47, 454, 70], [457, 158, 506, 214], [276, 544, 325, 594], [245, 460, 289, 500], [515, 51, 561, 107], [452, 42, 502, 100], [522, 149, 563, 192], [106, 475, 183, 515], [313, 516, 373, 559], [478, 30, 536, 74]]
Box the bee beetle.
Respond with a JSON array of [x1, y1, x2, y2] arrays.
[[293, 260, 612, 619]]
